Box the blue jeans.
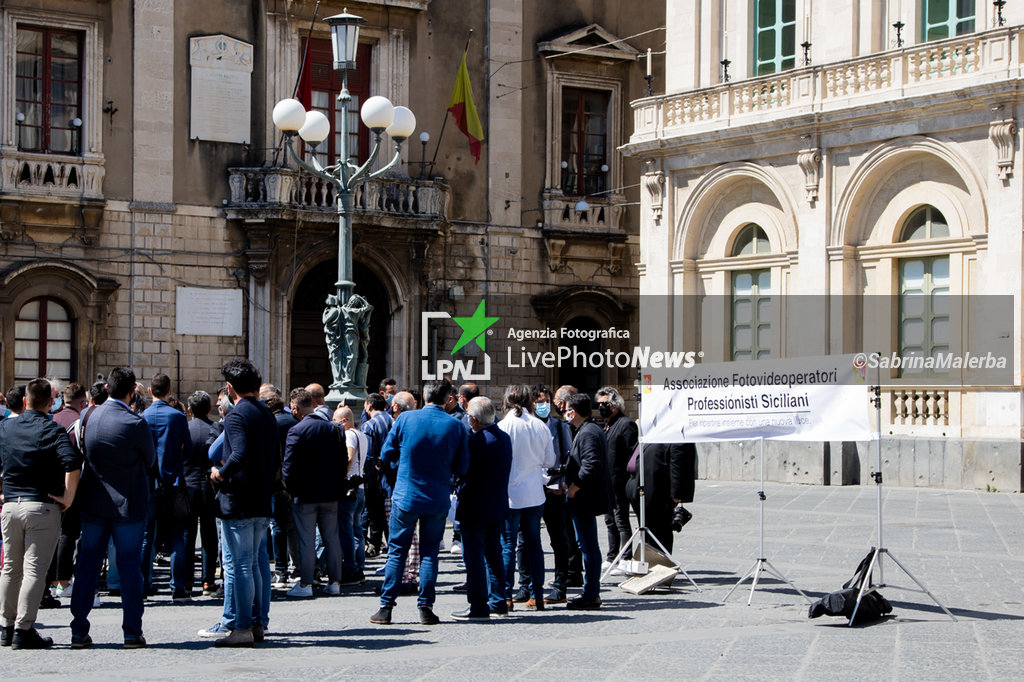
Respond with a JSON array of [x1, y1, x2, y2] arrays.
[[219, 517, 271, 631], [71, 515, 146, 639], [380, 505, 446, 608], [460, 519, 506, 613], [337, 488, 365, 576], [501, 505, 545, 601], [106, 539, 120, 590], [570, 507, 601, 600]]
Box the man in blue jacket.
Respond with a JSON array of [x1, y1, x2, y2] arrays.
[[371, 380, 469, 626], [209, 359, 277, 647], [142, 374, 192, 600], [70, 367, 156, 649], [451, 397, 511, 621]]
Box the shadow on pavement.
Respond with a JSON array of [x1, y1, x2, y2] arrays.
[[885, 599, 1024, 621]]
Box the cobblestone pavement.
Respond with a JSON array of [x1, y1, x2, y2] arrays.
[[9, 481, 1024, 680]]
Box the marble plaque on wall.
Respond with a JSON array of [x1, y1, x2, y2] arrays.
[[189, 35, 253, 144], [175, 286, 244, 337]]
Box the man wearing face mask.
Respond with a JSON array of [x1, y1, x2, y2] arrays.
[[595, 387, 638, 574]]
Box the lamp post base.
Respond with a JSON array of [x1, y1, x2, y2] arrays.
[[326, 386, 369, 409]]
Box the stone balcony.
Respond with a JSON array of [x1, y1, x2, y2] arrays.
[[225, 166, 449, 232], [0, 148, 106, 241], [629, 26, 1022, 148]]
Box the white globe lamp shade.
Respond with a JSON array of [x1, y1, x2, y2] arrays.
[[273, 98, 307, 132], [298, 110, 331, 145], [361, 96, 395, 131], [387, 106, 416, 141]]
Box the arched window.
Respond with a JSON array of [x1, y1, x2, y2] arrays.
[[14, 297, 74, 382], [730, 224, 772, 359], [900, 206, 950, 241], [898, 206, 950, 376], [731, 223, 771, 256]]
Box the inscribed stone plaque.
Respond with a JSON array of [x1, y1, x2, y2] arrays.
[[175, 287, 243, 337], [189, 35, 253, 144]]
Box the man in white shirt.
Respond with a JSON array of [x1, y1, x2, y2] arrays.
[[497, 385, 556, 610], [333, 406, 369, 585]]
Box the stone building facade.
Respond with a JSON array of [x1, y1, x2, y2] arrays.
[[0, 0, 662, 403], [625, 1, 1023, 491]]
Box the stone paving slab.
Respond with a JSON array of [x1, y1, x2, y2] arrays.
[[6, 481, 1023, 680]]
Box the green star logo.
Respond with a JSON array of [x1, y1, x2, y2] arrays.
[[451, 299, 498, 354]]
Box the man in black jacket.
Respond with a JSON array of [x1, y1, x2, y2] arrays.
[[625, 443, 695, 553], [0, 379, 82, 649], [185, 391, 219, 597], [564, 393, 612, 610], [595, 387, 638, 569], [282, 388, 345, 598], [209, 359, 277, 648]]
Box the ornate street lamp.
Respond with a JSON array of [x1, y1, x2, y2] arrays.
[[273, 9, 416, 405]]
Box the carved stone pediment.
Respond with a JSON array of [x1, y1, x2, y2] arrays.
[[537, 24, 641, 62]]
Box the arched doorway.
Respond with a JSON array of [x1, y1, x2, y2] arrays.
[[289, 259, 390, 392], [557, 315, 603, 400]]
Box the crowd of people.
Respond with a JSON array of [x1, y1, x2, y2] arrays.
[[0, 361, 697, 649]]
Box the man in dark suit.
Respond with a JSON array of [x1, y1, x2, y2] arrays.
[[142, 373, 193, 600], [596, 387, 638, 569], [451, 397, 512, 621], [281, 387, 345, 597], [564, 393, 612, 610], [371, 380, 469, 626], [626, 443, 696, 553], [209, 359, 278, 647], [262, 386, 299, 587], [70, 367, 156, 649]]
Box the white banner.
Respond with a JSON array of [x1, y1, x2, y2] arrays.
[[639, 354, 873, 443]]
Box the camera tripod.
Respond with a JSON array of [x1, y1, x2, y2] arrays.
[[599, 375, 700, 591], [722, 437, 811, 605], [848, 374, 955, 625]]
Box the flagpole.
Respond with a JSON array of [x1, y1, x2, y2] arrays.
[[274, 1, 321, 167], [428, 29, 473, 177]]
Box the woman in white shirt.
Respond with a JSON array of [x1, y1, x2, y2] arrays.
[[497, 384, 556, 609]]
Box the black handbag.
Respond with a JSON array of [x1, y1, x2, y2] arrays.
[[808, 549, 893, 624], [158, 468, 194, 521]]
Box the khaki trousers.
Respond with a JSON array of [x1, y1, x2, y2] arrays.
[[1, 500, 62, 630]]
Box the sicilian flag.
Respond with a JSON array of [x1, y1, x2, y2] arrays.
[[297, 39, 313, 109], [448, 50, 484, 163]]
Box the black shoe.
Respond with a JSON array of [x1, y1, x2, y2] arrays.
[[253, 624, 265, 643], [489, 604, 510, 617], [370, 606, 393, 625], [511, 586, 531, 602], [39, 593, 61, 609], [70, 634, 93, 649], [452, 582, 469, 592], [418, 606, 440, 625], [340, 572, 365, 586], [107, 588, 121, 597], [171, 590, 192, 602], [544, 589, 567, 604], [567, 596, 602, 610], [12, 628, 54, 650], [451, 606, 489, 621], [0, 625, 12, 646], [566, 574, 584, 588], [123, 635, 147, 649]]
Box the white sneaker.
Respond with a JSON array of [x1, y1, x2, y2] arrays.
[[449, 542, 463, 555], [197, 621, 232, 638], [61, 582, 74, 599], [601, 560, 612, 571], [326, 583, 341, 596], [287, 583, 313, 598]]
